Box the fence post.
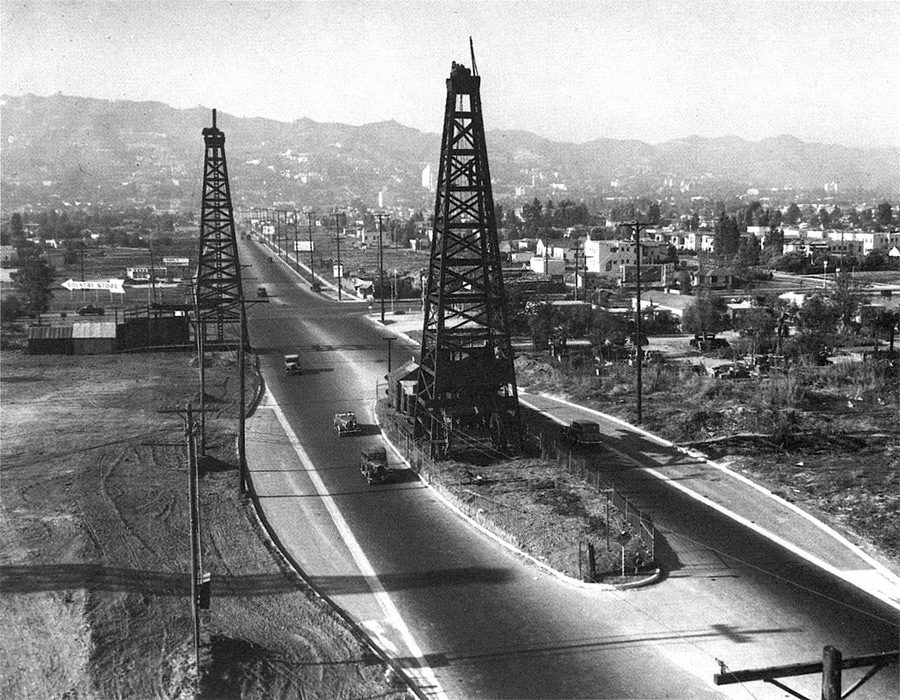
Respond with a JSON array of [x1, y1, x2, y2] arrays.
[[578, 542, 582, 581]]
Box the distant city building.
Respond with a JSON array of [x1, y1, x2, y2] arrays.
[[530, 256, 565, 277], [421, 164, 436, 192], [584, 237, 669, 274]]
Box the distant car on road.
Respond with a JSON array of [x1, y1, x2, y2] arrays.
[[333, 411, 361, 436], [562, 420, 604, 445], [690, 334, 730, 352], [283, 354, 303, 375], [77, 305, 105, 316]]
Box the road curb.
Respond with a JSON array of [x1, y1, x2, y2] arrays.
[[607, 567, 664, 590]]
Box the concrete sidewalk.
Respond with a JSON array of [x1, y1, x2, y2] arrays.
[[520, 392, 900, 613]]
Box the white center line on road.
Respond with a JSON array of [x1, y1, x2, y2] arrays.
[[263, 399, 448, 700]]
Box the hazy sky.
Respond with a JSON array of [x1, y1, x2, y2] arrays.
[[3, 1, 899, 147]]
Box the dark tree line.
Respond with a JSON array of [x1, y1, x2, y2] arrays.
[[516, 198, 592, 237]]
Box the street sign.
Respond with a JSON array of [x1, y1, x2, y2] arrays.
[[61, 278, 125, 294]]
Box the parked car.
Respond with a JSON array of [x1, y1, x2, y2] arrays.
[[283, 354, 302, 375], [333, 411, 361, 436], [359, 446, 391, 485], [562, 420, 604, 445], [77, 305, 105, 316], [690, 334, 730, 352], [257, 286, 268, 298]]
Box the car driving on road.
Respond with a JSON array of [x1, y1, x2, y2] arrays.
[[562, 420, 604, 445]]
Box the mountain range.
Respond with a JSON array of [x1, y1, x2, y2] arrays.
[[1, 93, 897, 212]]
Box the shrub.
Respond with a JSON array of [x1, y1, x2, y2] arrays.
[[1, 295, 24, 322]]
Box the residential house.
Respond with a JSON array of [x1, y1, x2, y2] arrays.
[[530, 256, 565, 277], [583, 237, 669, 274], [691, 267, 744, 290]]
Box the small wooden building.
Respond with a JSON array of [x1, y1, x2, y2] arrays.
[[386, 360, 419, 415]]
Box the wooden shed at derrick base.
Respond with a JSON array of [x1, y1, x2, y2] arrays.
[[386, 360, 419, 415]]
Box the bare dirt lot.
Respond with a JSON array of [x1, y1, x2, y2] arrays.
[[0, 348, 404, 700]]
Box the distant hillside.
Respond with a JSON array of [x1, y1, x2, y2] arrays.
[[2, 93, 897, 212]]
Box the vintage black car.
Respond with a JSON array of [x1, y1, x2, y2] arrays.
[[562, 420, 604, 445], [360, 446, 391, 485]]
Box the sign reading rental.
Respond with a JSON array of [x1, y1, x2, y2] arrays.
[[61, 278, 126, 294]]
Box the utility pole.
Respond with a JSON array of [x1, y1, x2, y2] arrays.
[[573, 243, 582, 301], [292, 212, 299, 270], [377, 213, 386, 323], [156, 403, 214, 698], [307, 212, 315, 285], [191, 278, 208, 454], [620, 219, 649, 424], [238, 293, 248, 493], [334, 212, 342, 300], [713, 646, 897, 700], [383, 336, 394, 373]]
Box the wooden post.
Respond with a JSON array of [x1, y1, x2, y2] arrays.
[[822, 646, 841, 700]]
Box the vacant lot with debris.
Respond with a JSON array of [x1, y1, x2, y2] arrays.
[[515, 352, 900, 570]]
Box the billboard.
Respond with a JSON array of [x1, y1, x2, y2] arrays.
[[61, 278, 125, 294], [620, 263, 672, 287], [294, 241, 314, 252]]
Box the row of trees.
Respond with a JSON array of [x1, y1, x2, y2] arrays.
[[507, 272, 897, 367], [1, 208, 186, 247], [2, 240, 55, 319], [682, 277, 899, 360], [514, 198, 593, 237]]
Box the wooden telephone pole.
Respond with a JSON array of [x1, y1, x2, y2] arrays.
[[157, 404, 216, 697], [714, 646, 898, 700]]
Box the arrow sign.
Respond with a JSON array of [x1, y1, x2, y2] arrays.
[[61, 278, 126, 294]]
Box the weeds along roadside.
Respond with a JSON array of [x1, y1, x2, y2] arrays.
[[514, 352, 900, 567]]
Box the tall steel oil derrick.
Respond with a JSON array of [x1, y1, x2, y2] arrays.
[[195, 109, 244, 345], [414, 60, 519, 453]]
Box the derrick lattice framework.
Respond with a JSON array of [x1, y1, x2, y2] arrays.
[[196, 109, 243, 344], [414, 61, 519, 449]]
